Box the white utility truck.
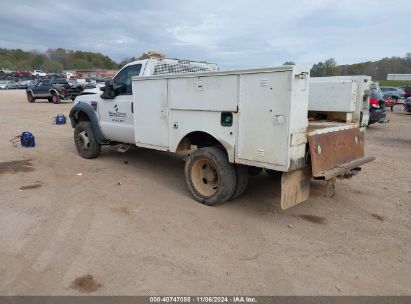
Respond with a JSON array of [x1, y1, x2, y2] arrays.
[[309, 76, 372, 127], [69, 57, 374, 209]]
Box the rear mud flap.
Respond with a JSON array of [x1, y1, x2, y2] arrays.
[[281, 167, 311, 210]]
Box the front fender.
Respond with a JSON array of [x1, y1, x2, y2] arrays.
[[69, 102, 108, 144]]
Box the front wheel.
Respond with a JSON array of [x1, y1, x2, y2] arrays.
[[74, 121, 101, 159], [27, 92, 35, 103], [184, 147, 236, 206]]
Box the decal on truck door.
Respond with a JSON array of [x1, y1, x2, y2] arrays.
[[109, 104, 126, 122]]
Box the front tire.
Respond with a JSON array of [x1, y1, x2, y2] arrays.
[[185, 147, 236, 206], [27, 92, 35, 103], [74, 121, 101, 159]]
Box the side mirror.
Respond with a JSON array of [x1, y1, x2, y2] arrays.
[[100, 79, 116, 99]]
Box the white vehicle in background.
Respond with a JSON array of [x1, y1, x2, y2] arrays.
[[32, 70, 47, 77], [0, 80, 10, 89], [69, 58, 374, 209], [0, 67, 14, 77], [309, 76, 372, 127]]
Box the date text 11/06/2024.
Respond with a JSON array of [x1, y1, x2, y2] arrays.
[[149, 297, 257, 303]]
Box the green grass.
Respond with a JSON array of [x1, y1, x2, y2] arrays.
[[377, 80, 411, 87]]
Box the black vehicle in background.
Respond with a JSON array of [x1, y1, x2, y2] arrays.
[[369, 87, 387, 125], [404, 97, 411, 112], [26, 78, 83, 104], [403, 86, 411, 99], [380, 86, 405, 103]]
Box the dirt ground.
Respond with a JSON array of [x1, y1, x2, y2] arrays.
[[0, 90, 410, 295]]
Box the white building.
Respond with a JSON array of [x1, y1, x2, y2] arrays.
[[387, 74, 411, 80]]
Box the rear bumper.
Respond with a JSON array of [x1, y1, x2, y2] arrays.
[[280, 126, 375, 210], [307, 127, 372, 176], [312, 156, 375, 180]]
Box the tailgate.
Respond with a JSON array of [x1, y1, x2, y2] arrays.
[[307, 126, 375, 179]]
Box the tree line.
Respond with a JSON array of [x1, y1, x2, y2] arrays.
[[308, 53, 411, 80], [1, 47, 411, 80], [0, 48, 118, 72]]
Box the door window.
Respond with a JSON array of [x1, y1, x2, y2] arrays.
[[113, 64, 142, 95]]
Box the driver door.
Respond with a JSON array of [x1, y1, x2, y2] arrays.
[[99, 64, 143, 143], [33, 80, 50, 97]]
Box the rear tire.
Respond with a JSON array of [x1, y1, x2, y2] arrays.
[[74, 121, 101, 159], [185, 147, 236, 206], [27, 92, 35, 103], [231, 165, 249, 200]]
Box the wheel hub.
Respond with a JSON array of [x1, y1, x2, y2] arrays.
[[191, 159, 219, 197], [78, 131, 90, 149]]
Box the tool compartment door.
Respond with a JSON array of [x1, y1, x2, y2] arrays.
[[133, 79, 169, 150], [237, 71, 291, 166]]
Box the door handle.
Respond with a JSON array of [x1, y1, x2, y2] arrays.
[[131, 102, 134, 113]]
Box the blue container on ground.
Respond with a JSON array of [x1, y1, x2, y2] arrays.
[[20, 132, 35, 147], [55, 114, 66, 125]]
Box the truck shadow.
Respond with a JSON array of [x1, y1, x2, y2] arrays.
[[92, 146, 332, 216], [95, 146, 286, 212], [99, 146, 188, 196]]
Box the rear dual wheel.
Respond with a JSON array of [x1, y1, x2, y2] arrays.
[[184, 147, 248, 206]]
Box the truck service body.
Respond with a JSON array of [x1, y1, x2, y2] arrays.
[[70, 58, 374, 209]]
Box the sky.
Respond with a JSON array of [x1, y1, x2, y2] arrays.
[[0, 0, 410, 69]]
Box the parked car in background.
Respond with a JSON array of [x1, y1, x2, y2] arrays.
[[18, 80, 35, 89], [6, 80, 19, 89], [384, 97, 396, 111], [26, 78, 83, 103], [48, 72, 64, 78], [403, 86, 411, 99], [0, 80, 10, 89], [32, 70, 47, 77], [404, 97, 411, 112], [380, 86, 405, 104], [14, 70, 32, 77], [369, 87, 387, 124], [0, 68, 14, 77]]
